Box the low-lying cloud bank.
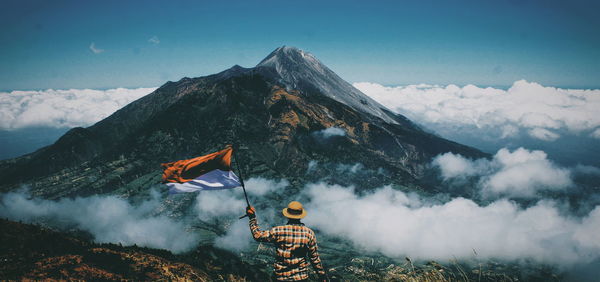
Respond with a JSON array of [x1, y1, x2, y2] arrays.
[[0, 190, 198, 253], [303, 184, 600, 265], [182, 171, 600, 267], [0, 178, 289, 254], [432, 147, 573, 198], [354, 80, 600, 141], [2, 173, 599, 268], [191, 159, 600, 268], [0, 87, 156, 129]]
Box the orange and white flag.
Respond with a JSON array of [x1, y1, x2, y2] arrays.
[[161, 146, 241, 193]]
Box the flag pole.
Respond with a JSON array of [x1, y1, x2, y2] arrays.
[[232, 144, 251, 219]]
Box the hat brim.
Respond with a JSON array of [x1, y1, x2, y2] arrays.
[[282, 208, 307, 219]]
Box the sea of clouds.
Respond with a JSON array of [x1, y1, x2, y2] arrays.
[[354, 80, 600, 141], [246, 155, 600, 266], [0, 87, 156, 130], [207, 154, 600, 268], [1, 155, 599, 269]]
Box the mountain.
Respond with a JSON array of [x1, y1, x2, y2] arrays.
[[0, 46, 487, 198]]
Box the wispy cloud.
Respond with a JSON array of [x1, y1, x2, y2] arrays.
[[0, 87, 156, 129], [148, 36, 160, 45], [528, 128, 560, 141], [89, 42, 104, 54], [591, 128, 600, 139], [312, 126, 346, 141]]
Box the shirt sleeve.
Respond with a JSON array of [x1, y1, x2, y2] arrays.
[[308, 232, 326, 276], [249, 217, 276, 243]]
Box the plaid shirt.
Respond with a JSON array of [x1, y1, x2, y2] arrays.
[[249, 218, 326, 281]]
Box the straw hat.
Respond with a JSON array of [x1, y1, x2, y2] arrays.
[[282, 201, 307, 219]]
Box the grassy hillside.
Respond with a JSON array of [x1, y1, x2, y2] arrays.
[[0, 218, 269, 281]]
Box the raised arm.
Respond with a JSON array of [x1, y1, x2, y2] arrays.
[[247, 206, 275, 243]]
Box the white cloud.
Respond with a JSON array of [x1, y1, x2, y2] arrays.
[[591, 128, 600, 139], [432, 148, 573, 198], [528, 128, 560, 141], [0, 177, 288, 254], [431, 152, 481, 178], [573, 207, 600, 249], [500, 124, 519, 138], [0, 190, 199, 253], [214, 219, 253, 251], [355, 80, 600, 141], [89, 42, 104, 54], [195, 189, 246, 221], [148, 36, 160, 45], [0, 87, 156, 129], [312, 127, 346, 140], [4, 174, 600, 269], [480, 148, 573, 198], [193, 178, 289, 219], [193, 177, 290, 251], [303, 183, 600, 265], [337, 163, 364, 174], [307, 160, 318, 172], [245, 177, 289, 196], [573, 164, 600, 175]]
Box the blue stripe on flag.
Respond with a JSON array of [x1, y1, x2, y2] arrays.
[[167, 169, 241, 194]]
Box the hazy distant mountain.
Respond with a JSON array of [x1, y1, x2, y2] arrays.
[[0, 46, 486, 198]]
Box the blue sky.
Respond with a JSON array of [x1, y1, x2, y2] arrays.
[[1, 0, 599, 90]]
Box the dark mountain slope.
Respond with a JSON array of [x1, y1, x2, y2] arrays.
[[0, 218, 268, 281], [0, 47, 487, 198]]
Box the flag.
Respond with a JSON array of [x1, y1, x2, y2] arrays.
[[162, 146, 241, 194]]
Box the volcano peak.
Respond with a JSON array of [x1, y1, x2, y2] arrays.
[[257, 46, 397, 124], [257, 46, 319, 70]]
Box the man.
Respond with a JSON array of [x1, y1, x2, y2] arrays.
[[246, 201, 328, 282]]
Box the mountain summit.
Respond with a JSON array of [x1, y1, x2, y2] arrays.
[[256, 46, 397, 124], [0, 46, 486, 198]]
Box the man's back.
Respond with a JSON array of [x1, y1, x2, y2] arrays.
[[247, 202, 327, 281]]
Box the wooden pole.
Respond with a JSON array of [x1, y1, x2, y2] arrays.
[[232, 144, 251, 219]]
